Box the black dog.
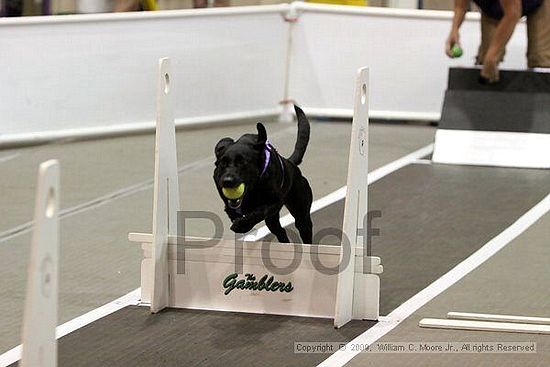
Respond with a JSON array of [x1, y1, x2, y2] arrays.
[[213, 105, 313, 244]]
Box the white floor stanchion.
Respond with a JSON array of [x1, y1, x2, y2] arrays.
[[21, 160, 60, 367], [150, 57, 181, 313], [335, 67, 380, 327], [129, 60, 382, 327]]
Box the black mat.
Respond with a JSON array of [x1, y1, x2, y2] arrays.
[[448, 67, 550, 93], [438, 90, 550, 133], [274, 164, 550, 315], [440, 68, 550, 133], [25, 164, 550, 367], [55, 307, 371, 367]]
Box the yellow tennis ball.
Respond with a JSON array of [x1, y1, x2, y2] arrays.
[[222, 183, 245, 200]]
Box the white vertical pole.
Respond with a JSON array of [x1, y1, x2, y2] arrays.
[[334, 68, 370, 328], [21, 160, 60, 367], [150, 57, 181, 313], [279, 4, 298, 124]]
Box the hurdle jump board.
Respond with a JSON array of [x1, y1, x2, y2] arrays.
[[433, 68, 550, 169], [129, 233, 382, 319], [128, 61, 382, 328]]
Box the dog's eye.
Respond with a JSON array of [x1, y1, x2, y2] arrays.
[[218, 158, 229, 167], [235, 156, 244, 165]]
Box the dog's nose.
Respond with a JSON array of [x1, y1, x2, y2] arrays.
[[222, 176, 238, 188]]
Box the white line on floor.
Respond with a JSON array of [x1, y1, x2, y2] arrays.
[[0, 288, 141, 367], [0, 142, 434, 365], [0, 156, 214, 244], [318, 191, 550, 367], [0, 153, 19, 165]]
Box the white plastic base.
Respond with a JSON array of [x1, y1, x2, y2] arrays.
[[447, 312, 550, 325], [419, 318, 550, 335], [432, 129, 550, 169]]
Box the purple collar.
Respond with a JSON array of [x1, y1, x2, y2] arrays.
[[260, 140, 285, 186], [260, 141, 274, 176], [231, 141, 285, 217]]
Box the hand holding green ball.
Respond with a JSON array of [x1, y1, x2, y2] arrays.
[[451, 44, 463, 58]]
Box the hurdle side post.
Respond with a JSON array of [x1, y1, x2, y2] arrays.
[[334, 68, 381, 328], [150, 57, 181, 313], [20, 160, 60, 367]]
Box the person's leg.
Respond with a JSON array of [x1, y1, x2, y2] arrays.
[[5, 0, 23, 16], [477, 12, 506, 65], [193, 0, 208, 8], [214, 0, 230, 7], [113, 0, 141, 12], [527, 0, 550, 67]]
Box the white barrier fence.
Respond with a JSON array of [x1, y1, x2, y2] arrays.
[[289, 4, 527, 120], [0, 2, 528, 145], [0, 6, 289, 145]]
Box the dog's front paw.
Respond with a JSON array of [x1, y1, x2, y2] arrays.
[[231, 217, 256, 233]]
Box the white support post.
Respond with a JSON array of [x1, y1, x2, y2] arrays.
[[278, 4, 298, 124], [21, 160, 60, 367], [150, 57, 181, 313], [351, 68, 382, 322], [334, 68, 380, 328]]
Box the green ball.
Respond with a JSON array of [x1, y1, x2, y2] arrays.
[[222, 183, 245, 200], [451, 45, 463, 58]]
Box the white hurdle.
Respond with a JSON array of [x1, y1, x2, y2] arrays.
[[129, 60, 382, 328], [21, 160, 60, 367]]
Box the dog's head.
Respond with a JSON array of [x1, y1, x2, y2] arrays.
[[213, 123, 268, 209]]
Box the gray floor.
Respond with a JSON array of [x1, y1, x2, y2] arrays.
[[55, 307, 372, 367], [33, 161, 550, 367], [275, 163, 550, 314], [3, 119, 549, 367], [0, 120, 436, 354], [345, 209, 550, 367]]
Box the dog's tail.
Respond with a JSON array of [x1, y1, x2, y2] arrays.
[[288, 104, 310, 166]]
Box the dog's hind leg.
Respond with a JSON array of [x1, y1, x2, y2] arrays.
[[291, 210, 313, 245], [286, 176, 313, 244], [265, 214, 290, 243]]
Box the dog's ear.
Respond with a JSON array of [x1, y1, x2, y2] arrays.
[[215, 137, 234, 159], [255, 123, 267, 148]]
